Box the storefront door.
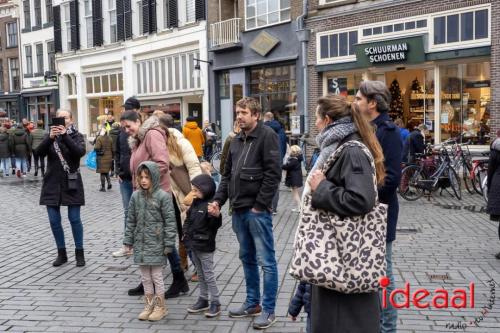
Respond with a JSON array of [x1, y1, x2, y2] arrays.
[[188, 103, 203, 127]]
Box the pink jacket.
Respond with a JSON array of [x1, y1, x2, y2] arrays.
[[129, 116, 170, 192]]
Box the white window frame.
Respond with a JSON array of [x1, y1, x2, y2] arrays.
[[429, 4, 491, 52], [109, 0, 117, 43], [316, 27, 358, 65], [6, 22, 17, 47], [185, 0, 195, 24], [25, 45, 33, 75], [359, 15, 429, 43], [84, 0, 93, 48], [244, 0, 291, 31], [63, 3, 71, 52]]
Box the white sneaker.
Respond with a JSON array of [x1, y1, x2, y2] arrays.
[[112, 248, 133, 257], [292, 208, 300, 213]]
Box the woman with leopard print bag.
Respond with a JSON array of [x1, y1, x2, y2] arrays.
[[289, 95, 387, 333]]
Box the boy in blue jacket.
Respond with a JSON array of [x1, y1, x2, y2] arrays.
[[288, 281, 311, 333]]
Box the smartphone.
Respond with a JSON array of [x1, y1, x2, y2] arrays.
[[51, 117, 66, 127]]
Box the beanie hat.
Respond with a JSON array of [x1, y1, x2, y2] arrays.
[[191, 174, 216, 200]]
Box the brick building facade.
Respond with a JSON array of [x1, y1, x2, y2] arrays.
[[0, 0, 21, 121], [306, 0, 499, 146]]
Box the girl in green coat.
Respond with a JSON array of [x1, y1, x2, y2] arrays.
[[124, 161, 177, 322]]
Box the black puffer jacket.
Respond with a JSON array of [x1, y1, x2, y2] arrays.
[[183, 174, 222, 252], [311, 133, 376, 217], [0, 129, 11, 158], [487, 138, 500, 218], [283, 155, 303, 188], [115, 128, 132, 180], [35, 129, 86, 206], [214, 121, 281, 212], [10, 128, 32, 158]]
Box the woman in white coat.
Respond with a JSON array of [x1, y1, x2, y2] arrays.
[[158, 114, 203, 278]]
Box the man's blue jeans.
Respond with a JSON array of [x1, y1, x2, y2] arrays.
[[232, 209, 278, 314], [15, 158, 27, 174], [47, 205, 83, 249], [380, 241, 397, 333], [119, 179, 133, 232]]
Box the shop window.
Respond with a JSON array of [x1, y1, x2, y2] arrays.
[[249, 64, 297, 132], [362, 19, 427, 37], [319, 30, 357, 60], [118, 73, 123, 90], [102, 75, 109, 92], [433, 7, 489, 46], [440, 62, 491, 145], [245, 0, 291, 30], [86, 77, 93, 93], [110, 73, 118, 91], [93, 76, 101, 93]]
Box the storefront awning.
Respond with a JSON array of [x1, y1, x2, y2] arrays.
[[0, 93, 20, 101], [21, 90, 56, 98]]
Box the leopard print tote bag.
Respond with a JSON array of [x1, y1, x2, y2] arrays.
[[289, 140, 388, 294]]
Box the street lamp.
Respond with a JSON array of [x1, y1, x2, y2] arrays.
[[192, 58, 213, 80]]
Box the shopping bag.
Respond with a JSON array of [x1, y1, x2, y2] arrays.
[[85, 150, 97, 170]]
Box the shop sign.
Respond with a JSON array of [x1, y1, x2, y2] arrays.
[[327, 78, 348, 96], [250, 31, 280, 57], [365, 43, 408, 64], [465, 80, 490, 88], [356, 36, 425, 68], [291, 115, 301, 135]]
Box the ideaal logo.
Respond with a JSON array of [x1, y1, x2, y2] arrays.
[[379, 277, 475, 309], [379, 277, 496, 331]]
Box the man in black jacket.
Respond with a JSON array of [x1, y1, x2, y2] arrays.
[[209, 97, 281, 330], [355, 80, 402, 333]]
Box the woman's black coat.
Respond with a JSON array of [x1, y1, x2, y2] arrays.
[[282, 155, 303, 188], [487, 138, 500, 218], [35, 130, 86, 206]]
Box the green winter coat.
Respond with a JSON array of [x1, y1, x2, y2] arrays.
[[123, 161, 177, 265]]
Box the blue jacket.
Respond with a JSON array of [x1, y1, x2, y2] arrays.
[[373, 113, 402, 243], [399, 128, 410, 144], [288, 281, 311, 317], [264, 120, 287, 161]]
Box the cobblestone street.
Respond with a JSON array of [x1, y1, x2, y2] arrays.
[[0, 168, 499, 333]]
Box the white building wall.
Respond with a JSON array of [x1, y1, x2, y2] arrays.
[[53, 0, 209, 137]]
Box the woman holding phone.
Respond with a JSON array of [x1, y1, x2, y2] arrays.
[[35, 110, 87, 267]]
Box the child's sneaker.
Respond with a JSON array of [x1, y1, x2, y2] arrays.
[[148, 295, 168, 321], [204, 302, 221, 318], [187, 298, 209, 313]]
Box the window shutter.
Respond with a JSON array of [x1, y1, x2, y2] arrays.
[[124, 0, 132, 39], [53, 5, 62, 53], [149, 0, 157, 33], [195, 0, 205, 21], [92, 0, 103, 46], [116, 0, 124, 41], [69, 0, 80, 50], [167, 0, 177, 28], [141, 0, 149, 35]]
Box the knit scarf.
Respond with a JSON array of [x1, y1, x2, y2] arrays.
[[302, 117, 357, 199]]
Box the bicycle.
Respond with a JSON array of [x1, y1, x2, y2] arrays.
[[209, 139, 223, 173], [469, 157, 489, 201], [299, 134, 320, 173], [399, 146, 461, 201]]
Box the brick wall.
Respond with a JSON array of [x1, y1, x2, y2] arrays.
[[306, 0, 499, 139]]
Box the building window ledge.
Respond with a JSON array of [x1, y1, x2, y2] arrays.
[[22, 27, 31, 33], [43, 22, 53, 29], [24, 73, 34, 78], [244, 20, 291, 33], [6, 45, 18, 49], [318, 0, 357, 10], [31, 25, 42, 32], [34, 72, 44, 77]]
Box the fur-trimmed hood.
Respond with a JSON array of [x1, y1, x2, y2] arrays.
[[128, 116, 164, 149]]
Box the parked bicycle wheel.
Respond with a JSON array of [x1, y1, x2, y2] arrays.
[[448, 167, 462, 200], [461, 162, 475, 195], [399, 165, 425, 201], [211, 151, 222, 173]]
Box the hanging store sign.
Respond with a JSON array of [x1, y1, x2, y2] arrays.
[[356, 36, 425, 67], [365, 43, 409, 63], [327, 78, 348, 96], [250, 31, 280, 57]]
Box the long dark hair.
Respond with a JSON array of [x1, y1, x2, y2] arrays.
[[317, 95, 386, 185]]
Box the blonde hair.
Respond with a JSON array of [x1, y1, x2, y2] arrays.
[[290, 145, 302, 157], [157, 114, 182, 159], [317, 95, 386, 185]]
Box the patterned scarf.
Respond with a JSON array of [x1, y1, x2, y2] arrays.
[[302, 117, 357, 199]]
